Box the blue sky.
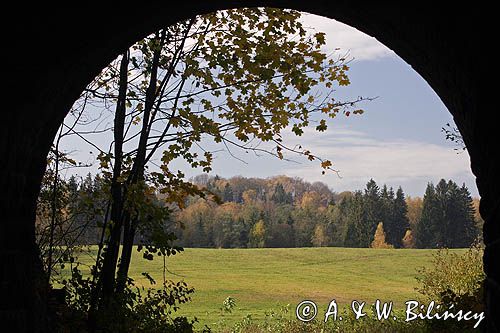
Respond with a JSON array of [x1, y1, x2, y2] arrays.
[[60, 12, 478, 197]]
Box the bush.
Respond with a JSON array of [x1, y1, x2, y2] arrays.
[[60, 264, 198, 332], [224, 305, 427, 333], [416, 243, 484, 302], [415, 243, 485, 331]]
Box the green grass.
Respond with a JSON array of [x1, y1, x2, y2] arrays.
[[66, 247, 465, 329]]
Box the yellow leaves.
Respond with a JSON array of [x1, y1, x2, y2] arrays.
[[314, 32, 326, 45], [300, 190, 321, 210], [235, 130, 249, 142], [132, 116, 141, 125], [92, 7, 367, 211], [242, 189, 257, 204], [292, 124, 304, 136], [251, 220, 266, 245], [297, 42, 308, 52], [316, 119, 327, 132], [338, 77, 350, 86], [97, 152, 112, 170], [169, 116, 181, 127], [276, 145, 283, 159], [301, 150, 315, 162], [321, 160, 332, 169]]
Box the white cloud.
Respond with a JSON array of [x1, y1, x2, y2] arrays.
[[300, 13, 395, 61], [277, 127, 477, 196]]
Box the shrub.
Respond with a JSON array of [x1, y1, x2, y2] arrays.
[[415, 243, 485, 331], [224, 305, 427, 333], [60, 264, 197, 332], [416, 243, 484, 301]]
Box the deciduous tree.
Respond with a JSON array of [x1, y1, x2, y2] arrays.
[[370, 222, 393, 249], [73, 7, 366, 313]]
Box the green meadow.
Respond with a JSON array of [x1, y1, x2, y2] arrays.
[[66, 247, 465, 329]]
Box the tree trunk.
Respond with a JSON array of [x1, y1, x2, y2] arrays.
[[99, 51, 129, 305], [116, 217, 136, 292]]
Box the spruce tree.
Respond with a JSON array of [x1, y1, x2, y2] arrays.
[[343, 219, 359, 248], [223, 183, 234, 202], [379, 185, 393, 236], [416, 183, 439, 248], [449, 183, 477, 247], [363, 179, 382, 245], [433, 179, 450, 247], [344, 191, 367, 247], [272, 183, 292, 204], [193, 220, 207, 247], [387, 187, 410, 248], [444, 180, 462, 247]]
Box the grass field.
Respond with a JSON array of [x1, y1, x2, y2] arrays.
[[67, 247, 465, 329]]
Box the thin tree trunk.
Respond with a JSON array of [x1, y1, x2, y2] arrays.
[[99, 50, 129, 305], [115, 216, 136, 292], [115, 30, 165, 293]]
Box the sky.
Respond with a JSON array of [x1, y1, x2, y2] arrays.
[[60, 12, 478, 198]]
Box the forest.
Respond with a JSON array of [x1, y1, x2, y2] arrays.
[[37, 172, 481, 251]]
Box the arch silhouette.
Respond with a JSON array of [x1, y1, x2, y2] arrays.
[[2, 2, 497, 332]]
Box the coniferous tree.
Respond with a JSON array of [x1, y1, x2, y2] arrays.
[[223, 183, 234, 202], [446, 182, 477, 247], [379, 185, 394, 244], [344, 191, 366, 247], [327, 194, 350, 246], [379, 185, 391, 223], [363, 179, 382, 245], [386, 187, 410, 248], [434, 179, 450, 247], [343, 219, 359, 248], [271, 183, 293, 204], [192, 220, 207, 247], [416, 183, 439, 248], [459, 183, 478, 245], [416, 179, 477, 248], [268, 223, 294, 248]]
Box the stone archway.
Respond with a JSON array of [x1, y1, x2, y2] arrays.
[[2, 2, 497, 332]]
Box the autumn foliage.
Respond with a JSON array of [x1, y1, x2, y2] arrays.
[[370, 222, 394, 249]]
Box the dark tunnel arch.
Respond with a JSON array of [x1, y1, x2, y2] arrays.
[[2, 2, 497, 332]]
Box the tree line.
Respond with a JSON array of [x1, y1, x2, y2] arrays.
[[175, 175, 480, 248], [38, 173, 480, 250]]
